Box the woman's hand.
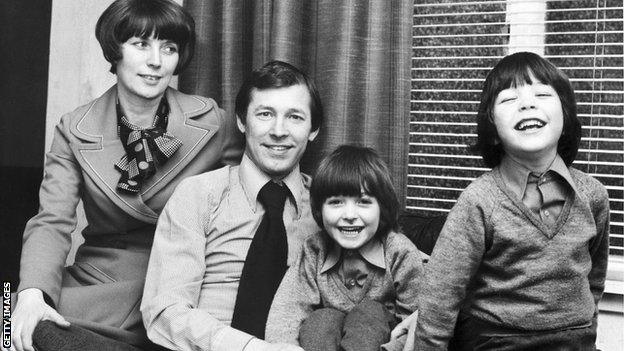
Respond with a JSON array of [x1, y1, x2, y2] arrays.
[[11, 288, 70, 351], [390, 311, 418, 351]]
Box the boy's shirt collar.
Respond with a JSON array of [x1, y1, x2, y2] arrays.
[[499, 154, 578, 199], [320, 236, 386, 274]]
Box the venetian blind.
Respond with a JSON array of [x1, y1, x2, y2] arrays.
[[408, 0, 623, 257]]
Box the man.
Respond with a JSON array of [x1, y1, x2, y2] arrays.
[[141, 61, 322, 351]]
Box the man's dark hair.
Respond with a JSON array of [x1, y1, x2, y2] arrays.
[[235, 60, 323, 132]]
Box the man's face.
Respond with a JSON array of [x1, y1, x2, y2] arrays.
[[237, 84, 319, 179]]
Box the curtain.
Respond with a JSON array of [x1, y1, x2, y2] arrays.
[[180, 0, 412, 205]]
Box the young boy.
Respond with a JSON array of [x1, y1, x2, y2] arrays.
[[411, 52, 610, 350], [266, 145, 425, 351]]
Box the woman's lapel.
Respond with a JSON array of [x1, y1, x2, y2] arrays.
[[139, 88, 220, 200], [68, 87, 220, 222]]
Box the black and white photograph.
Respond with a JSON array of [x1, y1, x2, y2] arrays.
[[1, 0, 622, 350]]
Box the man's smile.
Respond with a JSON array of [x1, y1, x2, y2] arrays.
[[263, 143, 293, 152]]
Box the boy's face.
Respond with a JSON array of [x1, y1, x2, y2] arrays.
[[321, 192, 380, 250], [492, 77, 564, 167]]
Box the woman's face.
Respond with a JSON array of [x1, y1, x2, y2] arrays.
[[116, 35, 179, 103]]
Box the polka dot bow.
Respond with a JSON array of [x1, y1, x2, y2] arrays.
[[115, 98, 182, 193]]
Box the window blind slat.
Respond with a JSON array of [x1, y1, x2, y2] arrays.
[[413, 1, 506, 8], [413, 42, 622, 51], [413, 18, 622, 28], [414, 30, 623, 39], [413, 7, 623, 18]]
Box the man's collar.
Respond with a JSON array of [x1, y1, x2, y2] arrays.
[[320, 237, 385, 274], [238, 154, 305, 214], [499, 154, 578, 198]]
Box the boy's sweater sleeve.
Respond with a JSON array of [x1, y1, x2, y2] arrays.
[[587, 183, 611, 312], [388, 233, 425, 321], [382, 234, 424, 351], [414, 187, 492, 350], [265, 237, 322, 345]]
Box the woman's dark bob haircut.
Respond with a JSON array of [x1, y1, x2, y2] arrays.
[[310, 145, 400, 238], [235, 60, 324, 132], [95, 0, 195, 74], [473, 51, 581, 168]]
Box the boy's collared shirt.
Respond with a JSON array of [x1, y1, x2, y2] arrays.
[[499, 154, 577, 226], [266, 230, 424, 346], [320, 238, 385, 290]]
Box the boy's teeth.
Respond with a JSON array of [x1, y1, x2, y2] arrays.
[[340, 227, 362, 234], [515, 119, 545, 131]]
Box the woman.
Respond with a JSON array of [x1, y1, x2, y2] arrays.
[[11, 0, 242, 350]]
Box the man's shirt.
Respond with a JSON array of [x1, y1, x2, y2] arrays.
[[141, 154, 319, 351]]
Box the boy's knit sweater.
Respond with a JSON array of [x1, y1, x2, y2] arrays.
[[415, 167, 610, 349], [266, 230, 425, 347]]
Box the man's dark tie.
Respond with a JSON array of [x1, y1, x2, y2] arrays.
[[231, 181, 290, 339]]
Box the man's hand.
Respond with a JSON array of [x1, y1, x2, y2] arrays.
[[245, 338, 305, 351], [11, 288, 70, 351], [267, 343, 305, 351]]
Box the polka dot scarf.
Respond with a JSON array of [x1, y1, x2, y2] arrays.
[[115, 97, 182, 193]]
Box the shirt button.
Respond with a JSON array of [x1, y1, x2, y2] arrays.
[[347, 279, 356, 287], [543, 210, 550, 217]]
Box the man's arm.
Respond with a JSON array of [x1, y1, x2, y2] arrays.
[[141, 177, 255, 351]]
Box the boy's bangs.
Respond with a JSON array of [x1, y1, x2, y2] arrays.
[[492, 55, 558, 93], [318, 172, 366, 199], [493, 64, 534, 92], [316, 160, 375, 200]]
